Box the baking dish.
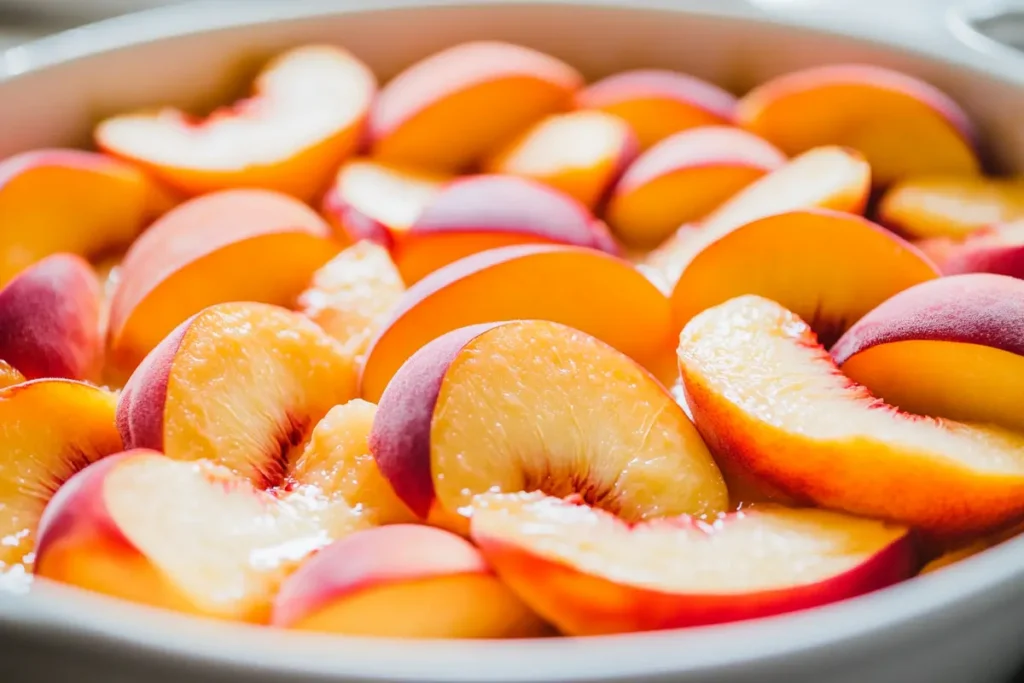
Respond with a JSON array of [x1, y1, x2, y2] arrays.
[[0, 1, 1023, 681]]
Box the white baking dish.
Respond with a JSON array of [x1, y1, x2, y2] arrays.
[[0, 1, 1023, 682]]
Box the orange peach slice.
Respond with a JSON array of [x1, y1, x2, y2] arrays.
[[96, 46, 376, 201], [107, 189, 339, 379], [296, 241, 405, 361], [369, 41, 581, 171], [321, 159, 451, 247], [919, 220, 1024, 278], [471, 492, 915, 635], [271, 525, 547, 637], [361, 245, 675, 401], [737, 65, 979, 185], [678, 295, 1024, 537], [393, 174, 618, 284], [484, 110, 638, 209], [370, 320, 726, 529], [879, 175, 1024, 240], [0, 380, 121, 583], [0, 149, 164, 284], [832, 274, 1024, 433], [0, 254, 103, 381], [576, 69, 737, 150], [670, 209, 940, 346], [606, 126, 786, 247], [117, 302, 356, 484]]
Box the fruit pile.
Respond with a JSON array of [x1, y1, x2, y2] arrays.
[[1, 40, 1023, 638]]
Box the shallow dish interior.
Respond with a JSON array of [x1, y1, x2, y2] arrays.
[[1, 1, 1024, 682]]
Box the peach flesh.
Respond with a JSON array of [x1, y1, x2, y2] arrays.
[[879, 176, 1024, 240]]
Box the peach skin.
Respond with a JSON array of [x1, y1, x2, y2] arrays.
[[678, 295, 1024, 538], [484, 110, 638, 209], [879, 175, 1024, 241], [669, 209, 940, 346], [361, 244, 676, 402], [916, 220, 1024, 278], [272, 525, 548, 637], [471, 492, 915, 635], [606, 126, 786, 248], [96, 45, 376, 201], [737, 64, 979, 185], [106, 189, 339, 380], [369, 41, 582, 171], [0, 149, 165, 284], [576, 69, 738, 150], [369, 320, 726, 530], [392, 174, 618, 284], [832, 274, 1024, 433]]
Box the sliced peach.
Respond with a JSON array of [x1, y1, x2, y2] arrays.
[[393, 174, 618, 284], [107, 189, 339, 379], [918, 220, 1024, 278], [96, 46, 376, 201], [832, 274, 1024, 433], [679, 295, 1024, 537], [296, 241, 405, 361], [471, 492, 915, 635], [670, 209, 940, 346], [484, 110, 638, 209], [361, 245, 676, 401], [370, 320, 726, 530], [0, 149, 165, 284], [737, 65, 979, 185], [321, 159, 451, 247], [0, 380, 121, 582], [576, 69, 737, 150], [879, 175, 1024, 240], [0, 254, 103, 381], [117, 302, 356, 484], [369, 41, 582, 171], [606, 126, 786, 247], [271, 525, 547, 637], [920, 521, 1024, 575]]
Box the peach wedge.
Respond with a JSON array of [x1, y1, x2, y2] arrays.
[[832, 274, 1024, 433], [96, 45, 376, 201], [879, 175, 1024, 241], [669, 209, 939, 346], [472, 492, 915, 635], [272, 525, 546, 637], [361, 244, 675, 401], [917, 220, 1024, 278], [107, 189, 339, 379], [576, 69, 737, 150], [737, 64, 979, 186], [370, 320, 726, 528], [369, 41, 582, 171], [679, 295, 1024, 537], [606, 126, 786, 248]]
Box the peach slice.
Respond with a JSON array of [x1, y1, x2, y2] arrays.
[[117, 302, 357, 483], [0, 360, 25, 390], [272, 525, 547, 637], [669, 209, 940, 346], [471, 492, 915, 635], [0, 380, 121, 582], [0, 254, 104, 381], [34, 450, 366, 622], [96, 45, 376, 201], [879, 175, 1024, 240], [737, 65, 979, 185], [370, 320, 726, 529], [361, 245, 676, 402], [918, 220, 1024, 278], [0, 149, 164, 284], [576, 69, 737, 150], [606, 126, 786, 247], [392, 174, 618, 284], [321, 159, 451, 247], [296, 241, 405, 361], [678, 295, 1024, 537], [107, 189, 339, 379], [369, 41, 582, 171], [920, 521, 1024, 575], [832, 274, 1024, 433], [483, 110, 638, 209]]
